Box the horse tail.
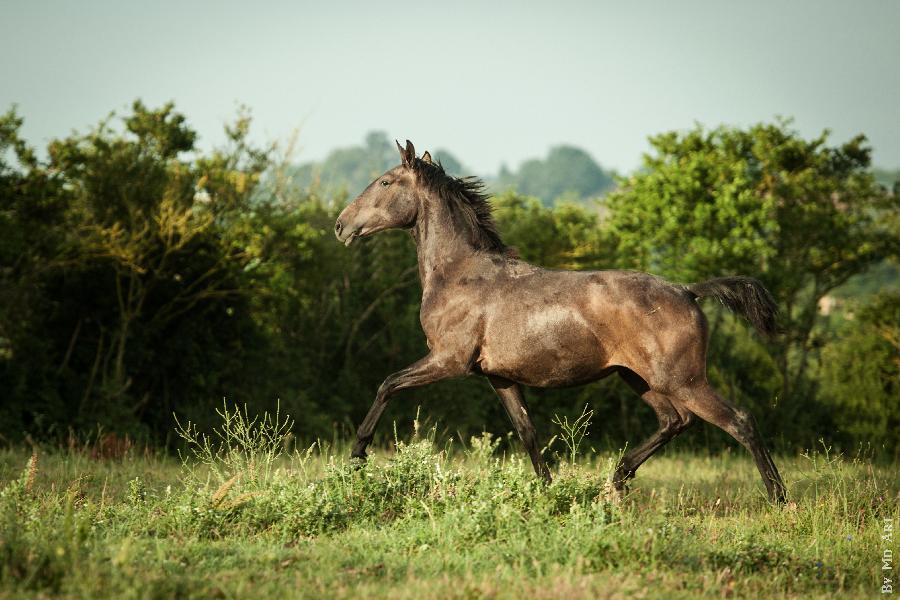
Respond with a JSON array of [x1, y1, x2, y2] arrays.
[[686, 276, 780, 338]]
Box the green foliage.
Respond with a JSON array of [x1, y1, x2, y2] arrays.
[[0, 457, 92, 593], [604, 121, 896, 449], [0, 108, 70, 423], [832, 259, 899, 298], [819, 293, 899, 449], [606, 121, 890, 287], [492, 192, 606, 269], [0, 101, 273, 438], [0, 102, 896, 457]]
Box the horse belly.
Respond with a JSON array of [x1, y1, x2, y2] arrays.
[[478, 306, 608, 388]]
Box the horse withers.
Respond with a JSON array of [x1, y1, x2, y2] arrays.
[[334, 140, 786, 503]]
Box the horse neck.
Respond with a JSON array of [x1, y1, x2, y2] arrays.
[[413, 188, 477, 294]]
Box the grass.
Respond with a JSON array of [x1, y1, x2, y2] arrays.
[[0, 407, 897, 599]]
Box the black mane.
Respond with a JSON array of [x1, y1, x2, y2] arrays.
[[412, 158, 508, 254]]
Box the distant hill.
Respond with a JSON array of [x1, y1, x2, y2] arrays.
[[873, 167, 900, 193], [493, 145, 616, 206], [282, 131, 466, 197], [277, 132, 615, 207]]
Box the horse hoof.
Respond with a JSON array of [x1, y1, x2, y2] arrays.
[[605, 485, 625, 504], [603, 479, 627, 504], [611, 472, 630, 492]]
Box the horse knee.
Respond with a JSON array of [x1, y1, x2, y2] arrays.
[[680, 412, 697, 431], [658, 417, 680, 438], [659, 412, 692, 438]]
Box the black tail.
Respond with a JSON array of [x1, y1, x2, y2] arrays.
[[686, 276, 780, 337]]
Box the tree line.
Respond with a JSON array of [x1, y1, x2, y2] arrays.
[[0, 102, 896, 455], [284, 131, 615, 207]]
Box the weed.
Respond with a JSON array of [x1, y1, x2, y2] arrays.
[[174, 399, 293, 488], [551, 405, 594, 464]]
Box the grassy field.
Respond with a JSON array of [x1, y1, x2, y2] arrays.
[[0, 408, 897, 599]]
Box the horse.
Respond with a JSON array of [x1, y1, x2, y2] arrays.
[[334, 140, 786, 503]]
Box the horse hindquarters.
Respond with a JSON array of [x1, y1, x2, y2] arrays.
[[605, 286, 785, 502]]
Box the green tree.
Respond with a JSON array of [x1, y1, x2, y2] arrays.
[[0, 102, 273, 437], [604, 121, 895, 435], [819, 293, 899, 452], [492, 192, 605, 269], [0, 108, 70, 429]]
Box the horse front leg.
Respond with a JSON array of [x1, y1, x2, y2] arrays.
[[351, 353, 459, 460]]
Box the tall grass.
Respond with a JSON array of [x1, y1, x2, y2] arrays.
[[0, 404, 897, 598]]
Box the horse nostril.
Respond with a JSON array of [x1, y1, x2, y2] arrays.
[[335, 220, 343, 235]]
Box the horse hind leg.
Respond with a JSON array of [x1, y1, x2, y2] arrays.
[[674, 383, 787, 503], [612, 388, 695, 490], [489, 376, 552, 484]]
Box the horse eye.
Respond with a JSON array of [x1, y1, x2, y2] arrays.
[[380, 180, 390, 187]]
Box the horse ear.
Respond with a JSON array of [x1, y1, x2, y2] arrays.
[[421, 151, 433, 165], [404, 140, 416, 168], [396, 139, 415, 168]]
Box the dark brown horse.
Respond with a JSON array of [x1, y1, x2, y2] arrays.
[[335, 140, 786, 502]]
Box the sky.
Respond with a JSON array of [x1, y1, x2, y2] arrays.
[[2, 0, 899, 175]]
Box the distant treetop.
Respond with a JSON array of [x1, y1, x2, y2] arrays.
[[278, 132, 613, 206], [494, 145, 615, 206], [283, 131, 466, 197]]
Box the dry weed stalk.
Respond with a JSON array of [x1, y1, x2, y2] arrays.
[[25, 450, 39, 492], [211, 474, 239, 507]]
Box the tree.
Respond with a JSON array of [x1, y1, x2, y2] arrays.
[[431, 149, 464, 176], [283, 132, 467, 198], [0, 108, 70, 431], [492, 192, 605, 269], [819, 293, 899, 452], [604, 121, 895, 420], [0, 101, 273, 437], [497, 145, 614, 205]]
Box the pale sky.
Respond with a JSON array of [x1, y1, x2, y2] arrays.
[[2, 0, 899, 174]]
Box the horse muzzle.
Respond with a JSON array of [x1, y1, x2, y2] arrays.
[[334, 219, 360, 246]]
